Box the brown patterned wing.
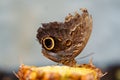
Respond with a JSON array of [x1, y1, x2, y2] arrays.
[[36, 8, 92, 66]]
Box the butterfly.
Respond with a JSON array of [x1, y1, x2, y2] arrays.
[[36, 8, 92, 66]]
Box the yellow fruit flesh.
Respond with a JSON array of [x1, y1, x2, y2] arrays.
[[17, 64, 103, 80]]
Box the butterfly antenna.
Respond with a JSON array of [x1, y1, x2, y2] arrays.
[[76, 52, 95, 60], [19, 55, 24, 65]]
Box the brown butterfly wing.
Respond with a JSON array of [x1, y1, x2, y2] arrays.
[[65, 8, 93, 58], [36, 8, 92, 65]]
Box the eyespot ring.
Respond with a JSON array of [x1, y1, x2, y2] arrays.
[[43, 36, 55, 50], [66, 40, 72, 47]]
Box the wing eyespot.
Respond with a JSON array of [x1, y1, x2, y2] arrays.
[[42, 36, 55, 50], [66, 40, 72, 47]]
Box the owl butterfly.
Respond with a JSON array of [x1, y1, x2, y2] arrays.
[[36, 8, 92, 66]]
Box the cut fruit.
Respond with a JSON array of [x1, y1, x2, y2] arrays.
[[17, 63, 104, 80]]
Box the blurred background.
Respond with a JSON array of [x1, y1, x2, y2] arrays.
[[0, 0, 120, 80]]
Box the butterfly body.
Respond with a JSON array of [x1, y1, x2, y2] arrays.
[[37, 8, 92, 66]]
